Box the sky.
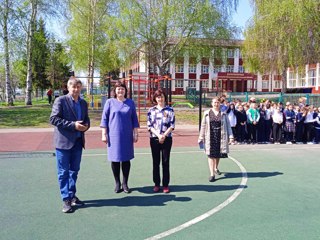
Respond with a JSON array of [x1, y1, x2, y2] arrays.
[[231, 0, 254, 39], [48, 0, 253, 41], [46, 0, 254, 78]]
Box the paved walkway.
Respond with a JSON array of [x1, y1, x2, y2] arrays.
[[0, 125, 199, 152]]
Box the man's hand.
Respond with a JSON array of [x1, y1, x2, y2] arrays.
[[75, 121, 89, 132]]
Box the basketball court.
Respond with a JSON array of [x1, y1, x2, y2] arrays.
[[0, 127, 320, 240]]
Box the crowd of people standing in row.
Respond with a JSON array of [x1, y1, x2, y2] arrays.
[[50, 79, 176, 213], [48, 76, 318, 213], [220, 96, 320, 145]]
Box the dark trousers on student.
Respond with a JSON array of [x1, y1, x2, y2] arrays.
[[150, 137, 172, 187], [272, 123, 282, 143], [236, 124, 246, 142], [248, 123, 257, 143], [303, 122, 315, 142]]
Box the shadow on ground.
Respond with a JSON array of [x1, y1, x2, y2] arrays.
[[80, 171, 282, 209], [82, 194, 191, 208], [218, 171, 284, 180], [136, 184, 247, 195]]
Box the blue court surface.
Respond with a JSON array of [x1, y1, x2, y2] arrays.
[[0, 144, 319, 240]]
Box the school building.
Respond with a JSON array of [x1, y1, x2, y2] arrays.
[[287, 63, 320, 94], [126, 39, 284, 95]]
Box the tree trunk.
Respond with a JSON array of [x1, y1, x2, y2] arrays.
[[4, 0, 13, 106], [281, 68, 287, 94], [25, 1, 38, 105], [87, 0, 96, 96]]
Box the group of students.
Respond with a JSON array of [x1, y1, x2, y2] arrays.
[[222, 97, 320, 144]]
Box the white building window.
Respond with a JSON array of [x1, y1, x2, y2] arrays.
[[226, 65, 234, 73], [176, 64, 184, 73], [274, 81, 281, 89], [288, 71, 296, 88], [189, 64, 196, 73], [201, 65, 209, 73], [200, 79, 209, 88], [189, 80, 196, 88], [262, 80, 269, 89], [213, 65, 222, 73], [247, 80, 257, 90], [238, 65, 244, 73], [299, 77, 306, 87], [227, 49, 234, 58], [175, 79, 184, 88], [308, 69, 316, 86]]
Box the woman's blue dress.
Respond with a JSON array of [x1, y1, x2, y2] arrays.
[[100, 98, 139, 162]]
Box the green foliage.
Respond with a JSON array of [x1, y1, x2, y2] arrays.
[[12, 59, 27, 87], [46, 39, 71, 90], [67, 0, 121, 77], [114, 0, 239, 74], [32, 18, 51, 92], [243, 0, 320, 74]]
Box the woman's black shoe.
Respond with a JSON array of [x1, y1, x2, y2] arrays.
[[209, 176, 215, 182], [114, 183, 122, 193], [122, 185, 131, 194]]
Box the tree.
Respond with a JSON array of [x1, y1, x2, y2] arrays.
[[13, 0, 66, 105], [46, 40, 71, 90], [32, 18, 50, 97], [23, 0, 38, 105], [114, 0, 239, 75], [0, 0, 14, 105], [67, 0, 119, 94], [243, 0, 320, 92]]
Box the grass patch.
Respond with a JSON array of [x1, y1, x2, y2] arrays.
[[0, 105, 104, 128], [0, 105, 52, 128], [175, 110, 199, 125], [0, 97, 49, 107], [0, 107, 199, 128], [136, 109, 199, 126], [0, 99, 200, 128]]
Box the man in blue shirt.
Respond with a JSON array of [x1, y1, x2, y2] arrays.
[[50, 77, 90, 213]]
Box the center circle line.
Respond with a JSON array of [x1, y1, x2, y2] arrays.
[[144, 155, 248, 240]]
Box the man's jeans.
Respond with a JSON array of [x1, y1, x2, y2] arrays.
[[56, 138, 83, 201]]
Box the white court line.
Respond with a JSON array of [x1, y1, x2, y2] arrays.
[[144, 155, 248, 240], [82, 151, 248, 239], [82, 150, 202, 157], [82, 145, 318, 157]]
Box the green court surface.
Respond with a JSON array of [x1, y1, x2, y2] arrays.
[[1, 145, 320, 240]]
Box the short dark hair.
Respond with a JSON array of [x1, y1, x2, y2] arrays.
[[67, 76, 82, 87], [113, 81, 128, 98], [152, 89, 167, 104]]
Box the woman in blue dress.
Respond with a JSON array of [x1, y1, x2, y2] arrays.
[[100, 81, 139, 193]]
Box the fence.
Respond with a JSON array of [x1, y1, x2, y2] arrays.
[[185, 89, 320, 106], [227, 92, 320, 106]]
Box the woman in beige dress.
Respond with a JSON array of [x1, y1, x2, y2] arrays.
[[198, 97, 234, 182]]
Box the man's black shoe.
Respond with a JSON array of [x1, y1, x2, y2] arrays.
[[71, 196, 85, 207], [62, 200, 73, 213]]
